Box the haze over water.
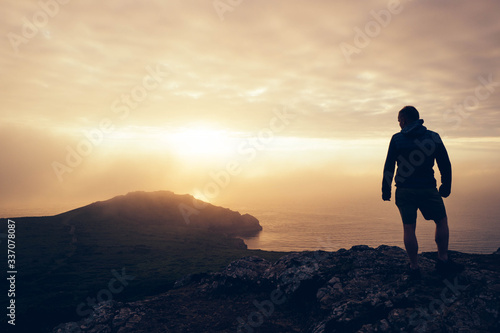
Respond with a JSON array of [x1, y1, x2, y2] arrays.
[[224, 184, 498, 254], [5, 190, 498, 255]]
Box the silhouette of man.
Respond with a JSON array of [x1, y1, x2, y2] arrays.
[[382, 106, 463, 278]]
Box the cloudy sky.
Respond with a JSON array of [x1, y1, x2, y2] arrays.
[[1, 0, 499, 216]]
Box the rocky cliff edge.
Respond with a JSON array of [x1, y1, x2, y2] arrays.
[[53, 245, 500, 333]]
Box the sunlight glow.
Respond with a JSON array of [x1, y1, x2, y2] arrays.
[[100, 125, 239, 162], [191, 190, 212, 203], [165, 127, 237, 158]]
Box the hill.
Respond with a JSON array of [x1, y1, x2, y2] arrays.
[[53, 245, 500, 332], [61, 190, 263, 236], [0, 191, 283, 333]]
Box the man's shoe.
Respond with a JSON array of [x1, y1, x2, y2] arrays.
[[436, 258, 464, 277], [407, 266, 422, 281]]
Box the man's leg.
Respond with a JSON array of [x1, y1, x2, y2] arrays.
[[435, 216, 449, 261], [403, 223, 419, 269]]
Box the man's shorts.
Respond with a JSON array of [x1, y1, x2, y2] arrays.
[[395, 187, 447, 224]]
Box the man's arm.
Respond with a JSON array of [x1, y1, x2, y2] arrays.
[[382, 136, 397, 200], [435, 135, 452, 197]]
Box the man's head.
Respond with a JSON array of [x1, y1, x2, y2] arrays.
[[398, 106, 420, 129]]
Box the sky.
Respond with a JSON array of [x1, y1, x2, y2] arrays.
[[1, 0, 499, 217]]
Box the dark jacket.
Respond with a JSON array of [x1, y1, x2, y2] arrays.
[[382, 119, 452, 198]]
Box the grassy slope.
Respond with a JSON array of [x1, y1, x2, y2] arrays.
[[0, 211, 286, 332]]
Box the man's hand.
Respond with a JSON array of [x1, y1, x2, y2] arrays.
[[382, 192, 391, 201], [439, 185, 451, 198]]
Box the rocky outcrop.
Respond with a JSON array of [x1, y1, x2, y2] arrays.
[[63, 191, 262, 236], [53, 245, 500, 333]]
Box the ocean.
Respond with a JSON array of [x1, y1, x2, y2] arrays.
[[3, 197, 499, 255], [238, 200, 500, 255]]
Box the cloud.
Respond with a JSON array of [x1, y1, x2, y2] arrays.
[[1, 0, 499, 213], [0, 124, 65, 203], [2, 1, 499, 137]]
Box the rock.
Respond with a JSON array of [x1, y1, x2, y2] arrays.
[[208, 256, 272, 292], [263, 251, 331, 299], [52, 245, 500, 333], [52, 322, 81, 333]]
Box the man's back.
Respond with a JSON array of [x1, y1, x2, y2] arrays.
[[382, 119, 451, 196], [381, 106, 463, 280]]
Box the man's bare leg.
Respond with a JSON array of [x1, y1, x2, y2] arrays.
[[403, 223, 419, 269], [435, 216, 449, 261]]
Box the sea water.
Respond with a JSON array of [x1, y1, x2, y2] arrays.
[[2, 198, 499, 254], [239, 201, 500, 254]]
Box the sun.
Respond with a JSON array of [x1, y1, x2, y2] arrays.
[[101, 125, 239, 163], [165, 126, 236, 159]]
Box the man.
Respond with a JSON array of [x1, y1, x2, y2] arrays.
[[382, 106, 463, 279]]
